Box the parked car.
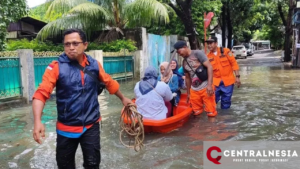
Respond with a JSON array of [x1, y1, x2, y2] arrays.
[[232, 45, 247, 59], [242, 42, 254, 56], [246, 48, 254, 56]]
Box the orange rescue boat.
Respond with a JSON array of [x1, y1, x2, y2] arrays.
[[122, 93, 193, 133]]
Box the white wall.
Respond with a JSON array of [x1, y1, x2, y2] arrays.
[[215, 33, 223, 47]]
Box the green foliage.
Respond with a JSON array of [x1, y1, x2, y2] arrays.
[[5, 39, 137, 52], [251, 1, 286, 49], [230, 0, 288, 47], [29, 2, 62, 22], [253, 26, 284, 49], [0, 0, 27, 51], [37, 0, 170, 40], [87, 39, 137, 52], [147, 0, 223, 42], [193, 0, 222, 40], [6, 39, 64, 51], [222, 0, 262, 43]]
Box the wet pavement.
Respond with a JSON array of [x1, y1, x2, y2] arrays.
[[1, 51, 300, 168]]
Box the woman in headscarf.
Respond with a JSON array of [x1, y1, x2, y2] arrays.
[[170, 59, 186, 89], [134, 66, 173, 120], [158, 62, 181, 106]]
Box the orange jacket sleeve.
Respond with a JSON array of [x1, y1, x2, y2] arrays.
[[97, 61, 120, 94], [32, 61, 59, 103], [225, 49, 239, 71]]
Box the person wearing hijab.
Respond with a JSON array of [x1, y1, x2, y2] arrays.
[[134, 66, 173, 120], [170, 59, 186, 89], [158, 62, 181, 106]]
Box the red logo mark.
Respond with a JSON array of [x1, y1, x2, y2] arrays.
[[207, 146, 222, 164]]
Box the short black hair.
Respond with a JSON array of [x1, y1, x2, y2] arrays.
[[63, 28, 87, 42]]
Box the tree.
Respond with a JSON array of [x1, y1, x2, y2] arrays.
[[219, 0, 258, 48], [29, 2, 62, 22], [166, 0, 200, 49], [40, 0, 221, 50], [281, 0, 295, 62], [148, 0, 222, 49], [147, 0, 222, 48], [0, 0, 27, 51], [252, 1, 286, 50], [257, 0, 294, 61], [38, 0, 170, 41], [232, 1, 269, 43]]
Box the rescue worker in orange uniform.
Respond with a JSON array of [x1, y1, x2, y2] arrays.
[[174, 41, 217, 117], [205, 36, 241, 109]]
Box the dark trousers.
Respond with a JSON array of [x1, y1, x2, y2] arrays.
[[56, 123, 101, 169], [215, 81, 234, 109]]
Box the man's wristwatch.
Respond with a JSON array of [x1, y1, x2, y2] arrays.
[[236, 75, 240, 78]]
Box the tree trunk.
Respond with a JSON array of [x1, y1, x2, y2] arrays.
[[169, 0, 199, 49], [278, 3, 287, 26], [226, 1, 233, 49], [113, 0, 120, 27], [221, 3, 227, 47], [186, 31, 199, 49], [283, 0, 294, 62], [184, 17, 199, 50], [284, 30, 291, 62]]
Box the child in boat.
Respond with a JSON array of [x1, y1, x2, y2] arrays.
[[134, 66, 173, 120], [158, 62, 181, 107], [170, 59, 186, 89]]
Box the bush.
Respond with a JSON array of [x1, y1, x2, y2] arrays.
[[6, 39, 64, 52], [88, 39, 137, 52], [5, 39, 137, 52]]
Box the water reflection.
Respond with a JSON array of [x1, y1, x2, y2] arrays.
[[0, 62, 300, 168]]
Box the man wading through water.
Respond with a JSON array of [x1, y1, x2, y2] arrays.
[[32, 28, 132, 169], [206, 36, 241, 109], [174, 41, 217, 117]]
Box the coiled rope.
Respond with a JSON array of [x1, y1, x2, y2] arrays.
[[119, 103, 144, 152]]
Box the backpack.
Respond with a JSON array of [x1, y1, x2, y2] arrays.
[[220, 47, 224, 56]]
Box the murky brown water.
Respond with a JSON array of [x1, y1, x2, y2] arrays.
[[1, 55, 300, 169]]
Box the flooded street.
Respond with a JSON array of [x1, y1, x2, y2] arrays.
[[1, 52, 300, 169]]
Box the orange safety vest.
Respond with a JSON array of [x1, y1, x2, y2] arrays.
[[207, 47, 239, 87]]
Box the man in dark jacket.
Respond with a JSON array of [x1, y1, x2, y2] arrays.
[[32, 28, 132, 169]]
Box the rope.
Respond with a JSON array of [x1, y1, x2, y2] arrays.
[[119, 103, 144, 152]]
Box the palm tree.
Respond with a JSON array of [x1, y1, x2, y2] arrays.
[[38, 0, 170, 41]]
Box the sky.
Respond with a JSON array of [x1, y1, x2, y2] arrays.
[[27, 0, 47, 8]]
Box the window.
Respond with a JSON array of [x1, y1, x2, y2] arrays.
[[233, 47, 244, 50]]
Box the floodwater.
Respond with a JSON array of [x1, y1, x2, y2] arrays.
[[1, 53, 300, 169]]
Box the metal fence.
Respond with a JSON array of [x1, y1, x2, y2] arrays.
[[33, 52, 61, 88], [0, 50, 134, 100], [33, 50, 134, 88], [103, 49, 134, 80], [0, 51, 22, 99]]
